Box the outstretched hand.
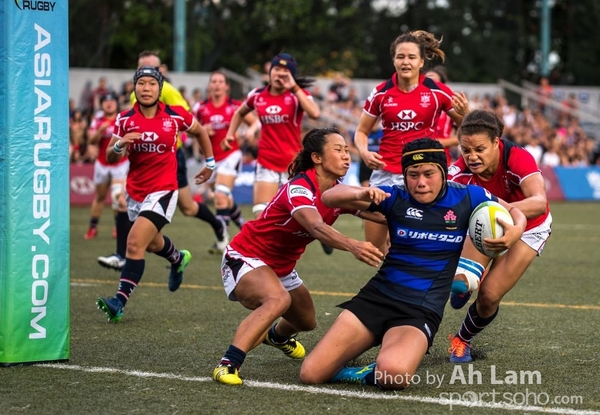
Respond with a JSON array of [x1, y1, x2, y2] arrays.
[[194, 167, 214, 185], [361, 187, 391, 205], [350, 241, 384, 268]]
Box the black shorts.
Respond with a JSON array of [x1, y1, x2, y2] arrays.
[[338, 283, 441, 348], [358, 159, 372, 185], [176, 147, 188, 188]]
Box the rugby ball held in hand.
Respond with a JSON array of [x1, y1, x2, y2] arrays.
[[468, 201, 514, 258]]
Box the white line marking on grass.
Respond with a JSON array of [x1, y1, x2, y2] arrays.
[[36, 363, 598, 414]]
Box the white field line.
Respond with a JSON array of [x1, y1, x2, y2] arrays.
[[36, 363, 598, 415]]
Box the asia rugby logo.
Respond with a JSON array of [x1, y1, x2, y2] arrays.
[[14, 0, 56, 11]]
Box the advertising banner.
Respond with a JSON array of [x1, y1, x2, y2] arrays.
[[0, 0, 70, 363], [554, 166, 600, 201]]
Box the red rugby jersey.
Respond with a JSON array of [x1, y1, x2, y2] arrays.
[[193, 97, 242, 162], [229, 168, 357, 276], [449, 140, 550, 230], [114, 102, 194, 202], [363, 74, 455, 174], [244, 86, 312, 172]]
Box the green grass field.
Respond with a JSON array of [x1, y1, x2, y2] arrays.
[[2, 202, 600, 415]]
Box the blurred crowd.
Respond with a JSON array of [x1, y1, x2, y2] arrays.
[[70, 72, 600, 169]]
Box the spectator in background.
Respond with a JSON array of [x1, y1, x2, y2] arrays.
[[92, 76, 111, 115], [118, 80, 134, 111], [524, 134, 544, 166], [328, 72, 350, 102], [537, 76, 554, 116], [541, 138, 561, 167], [191, 88, 203, 106], [310, 84, 325, 103], [70, 108, 87, 163]]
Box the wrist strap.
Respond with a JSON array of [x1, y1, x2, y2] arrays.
[[205, 157, 216, 170], [113, 142, 124, 154]]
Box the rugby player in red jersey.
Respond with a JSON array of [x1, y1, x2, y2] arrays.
[[193, 71, 258, 253], [447, 110, 552, 363], [354, 30, 470, 254], [212, 127, 385, 385], [96, 66, 215, 322]]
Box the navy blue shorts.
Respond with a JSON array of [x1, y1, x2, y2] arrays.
[[338, 283, 441, 348]]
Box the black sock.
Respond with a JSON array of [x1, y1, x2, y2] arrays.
[[267, 323, 290, 344], [115, 258, 145, 306], [457, 301, 499, 343], [115, 212, 132, 258], [89, 216, 99, 229], [154, 235, 181, 266], [195, 203, 223, 239], [220, 344, 246, 369], [230, 203, 245, 228], [216, 208, 231, 227]]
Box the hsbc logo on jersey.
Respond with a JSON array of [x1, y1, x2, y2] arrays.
[[133, 132, 167, 153], [266, 105, 282, 114], [210, 114, 224, 123], [260, 105, 289, 124], [397, 110, 416, 120], [140, 132, 159, 142]]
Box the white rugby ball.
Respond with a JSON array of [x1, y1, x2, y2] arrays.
[[468, 201, 514, 258]]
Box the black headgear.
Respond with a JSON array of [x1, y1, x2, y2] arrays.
[[270, 53, 297, 78], [402, 137, 448, 184], [99, 92, 118, 105], [133, 66, 164, 107], [134, 66, 164, 90]]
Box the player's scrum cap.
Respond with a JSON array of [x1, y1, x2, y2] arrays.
[[100, 92, 118, 104], [402, 137, 447, 180], [270, 53, 297, 78], [133, 66, 164, 88]]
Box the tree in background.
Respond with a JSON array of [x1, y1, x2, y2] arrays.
[[68, 0, 600, 86]]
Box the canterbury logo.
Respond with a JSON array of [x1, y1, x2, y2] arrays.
[[406, 207, 423, 218], [412, 154, 424, 161]]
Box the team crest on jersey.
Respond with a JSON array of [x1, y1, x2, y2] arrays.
[[444, 209, 457, 229], [141, 132, 159, 142], [420, 92, 431, 108], [284, 95, 293, 105], [288, 185, 313, 199], [162, 118, 174, 132]]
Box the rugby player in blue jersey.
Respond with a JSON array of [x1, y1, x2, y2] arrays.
[[300, 137, 526, 390]]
